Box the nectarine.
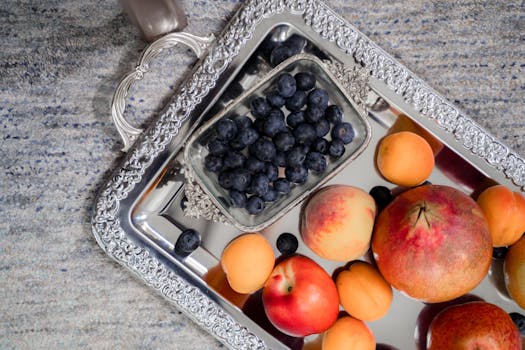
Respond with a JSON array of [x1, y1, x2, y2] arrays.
[[301, 185, 376, 262], [427, 301, 521, 350], [477, 185, 525, 247]]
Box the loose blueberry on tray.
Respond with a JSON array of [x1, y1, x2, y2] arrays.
[[203, 67, 358, 217], [174, 229, 201, 257], [276, 232, 299, 255]]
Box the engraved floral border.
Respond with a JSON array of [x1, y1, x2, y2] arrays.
[[92, 0, 525, 349]]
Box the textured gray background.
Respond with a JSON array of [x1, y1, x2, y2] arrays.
[[1, 0, 523, 349]]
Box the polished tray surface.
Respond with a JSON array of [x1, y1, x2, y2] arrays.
[[92, 1, 525, 349]]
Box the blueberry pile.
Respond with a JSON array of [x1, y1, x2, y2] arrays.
[[204, 71, 355, 215]]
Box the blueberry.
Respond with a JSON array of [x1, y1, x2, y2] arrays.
[[286, 146, 307, 167], [305, 152, 327, 173], [286, 111, 305, 128], [325, 105, 343, 124], [231, 169, 252, 192], [293, 123, 316, 145], [285, 90, 307, 111], [207, 138, 229, 156], [369, 186, 393, 211], [250, 138, 276, 162], [276, 73, 297, 98], [274, 151, 287, 167], [273, 178, 291, 194], [229, 137, 246, 151], [218, 171, 233, 189], [174, 229, 201, 257], [276, 232, 298, 255], [312, 137, 329, 154], [262, 188, 278, 202], [204, 154, 223, 173], [215, 118, 238, 141], [328, 139, 345, 159], [223, 151, 246, 169], [234, 115, 253, 129], [250, 97, 271, 118], [222, 81, 244, 102], [294, 72, 316, 91], [331, 122, 355, 144], [510, 313, 525, 336], [246, 196, 265, 215], [274, 131, 296, 152], [492, 246, 509, 260], [263, 113, 287, 137], [250, 173, 270, 196], [305, 105, 324, 123], [265, 162, 279, 181], [268, 108, 285, 120], [270, 44, 293, 67], [237, 127, 259, 146], [307, 88, 329, 109], [284, 34, 306, 55], [246, 157, 266, 173], [266, 90, 286, 108], [253, 118, 265, 133], [314, 118, 330, 137], [285, 165, 308, 184], [230, 190, 247, 208]]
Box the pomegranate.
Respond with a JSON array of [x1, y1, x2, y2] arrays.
[[371, 185, 492, 302]]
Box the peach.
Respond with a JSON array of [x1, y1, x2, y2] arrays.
[[220, 233, 275, 294], [322, 316, 375, 350], [504, 234, 525, 309], [388, 114, 444, 156], [476, 185, 525, 247], [336, 261, 393, 321], [301, 185, 376, 262], [376, 131, 435, 187]]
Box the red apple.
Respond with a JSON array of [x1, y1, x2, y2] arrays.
[[372, 184, 492, 302], [427, 301, 521, 349], [262, 255, 339, 337]]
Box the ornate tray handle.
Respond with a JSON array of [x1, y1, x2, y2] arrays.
[[111, 31, 215, 152]]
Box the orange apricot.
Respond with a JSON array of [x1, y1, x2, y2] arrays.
[[376, 131, 435, 187], [504, 234, 525, 308], [476, 185, 525, 247], [388, 114, 444, 156], [203, 264, 249, 308], [336, 261, 393, 321], [220, 233, 275, 294], [322, 316, 375, 350]]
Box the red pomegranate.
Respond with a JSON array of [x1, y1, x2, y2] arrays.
[[371, 185, 492, 302]]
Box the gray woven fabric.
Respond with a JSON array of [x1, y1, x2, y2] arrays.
[[1, 0, 523, 349]]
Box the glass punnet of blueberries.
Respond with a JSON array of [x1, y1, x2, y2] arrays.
[[203, 69, 356, 216]]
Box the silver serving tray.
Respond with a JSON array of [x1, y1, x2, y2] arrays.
[[92, 1, 525, 349]]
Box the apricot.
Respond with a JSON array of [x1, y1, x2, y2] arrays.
[[336, 261, 393, 321], [322, 316, 375, 350], [301, 185, 376, 262], [504, 234, 525, 309], [220, 233, 275, 294], [388, 114, 444, 156], [476, 185, 525, 247], [376, 131, 435, 187], [203, 264, 249, 308]]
